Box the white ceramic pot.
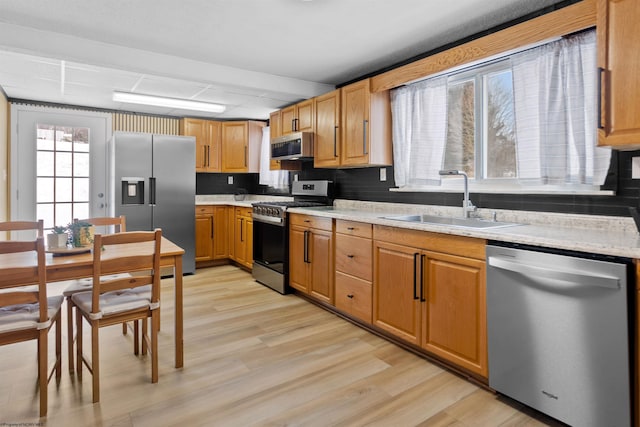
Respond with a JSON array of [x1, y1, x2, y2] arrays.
[[47, 233, 68, 249]]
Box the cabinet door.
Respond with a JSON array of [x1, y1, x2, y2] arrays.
[[281, 105, 296, 135], [289, 225, 309, 293], [212, 206, 228, 259], [194, 213, 213, 262], [314, 89, 341, 168], [598, 0, 640, 148], [270, 110, 281, 170], [309, 228, 333, 304], [207, 120, 222, 172], [422, 251, 487, 377], [222, 122, 248, 172], [233, 214, 247, 264], [296, 99, 314, 132], [341, 80, 370, 166], [183, 118, 209, 172], [245, 218, 253, 268], [373, 240, 421, 345]]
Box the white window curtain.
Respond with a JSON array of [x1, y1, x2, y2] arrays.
[[259, 126, 289, 190], [512, 29, 610, 185], [391, 76, 448, 187]]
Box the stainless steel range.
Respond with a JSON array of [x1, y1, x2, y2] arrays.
[[252, 180, 333, 294]]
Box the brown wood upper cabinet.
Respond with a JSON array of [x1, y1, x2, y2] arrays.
[[281, 98, 314, 135], [181, 118, 221, 172], [340, 79, 392, 167], [221, 121, 265, 173], [269, 110, 282, 170], [597, 0, 640, 149], [314, 89, 341, 168], [372, 225, 488, 378]]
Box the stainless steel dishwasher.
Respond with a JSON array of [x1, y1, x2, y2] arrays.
[[486, 244, 632, 427]]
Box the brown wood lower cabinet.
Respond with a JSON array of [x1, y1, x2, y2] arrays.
[[289, 214, 333, 304], [334, 220, 373, 323], [195, 206, 229, 264], [231, 207, 253, 269], [372, 225, 488, 378], [195, 206, 215, 262]]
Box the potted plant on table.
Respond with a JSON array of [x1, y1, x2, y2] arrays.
[[67, 221, 95, 247], [47, 225, 69, 249]]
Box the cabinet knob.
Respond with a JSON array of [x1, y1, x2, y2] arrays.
[[347, 294, 354, 299]]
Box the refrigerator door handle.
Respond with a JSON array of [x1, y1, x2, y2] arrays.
[[149, 177, 157, 206]]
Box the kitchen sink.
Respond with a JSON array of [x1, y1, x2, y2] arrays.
[[380, 214, 522, 229]]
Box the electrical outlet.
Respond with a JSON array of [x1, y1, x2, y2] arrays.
[[633, 157, 640, 179], [227, 176, 234, 185], [380, 167, 387, 182]]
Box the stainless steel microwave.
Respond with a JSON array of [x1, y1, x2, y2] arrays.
[[271, 132, 313, 160]]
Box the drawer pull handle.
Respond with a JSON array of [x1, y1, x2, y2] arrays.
[[347, 254, 354, 258], [304, 219, 311, 223], [347, 227, 355, 231], [347, 294, 354, 299]]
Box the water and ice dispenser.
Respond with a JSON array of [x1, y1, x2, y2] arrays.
[[121, 177, 144, 205]]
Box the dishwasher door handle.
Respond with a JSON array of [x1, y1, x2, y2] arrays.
[[487, 255, 620, 289]]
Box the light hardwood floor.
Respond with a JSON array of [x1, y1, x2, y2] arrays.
[[0, 265, 562, 426]]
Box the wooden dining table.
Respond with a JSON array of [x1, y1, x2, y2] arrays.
[[2, 236, 186, 368]]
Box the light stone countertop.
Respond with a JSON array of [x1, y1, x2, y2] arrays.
[[195, 195, 640, 258], [195, 194, 292, 208], [287, 200, 640, 259]]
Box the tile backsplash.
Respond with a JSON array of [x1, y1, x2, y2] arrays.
[[197, 150, 640, 218]]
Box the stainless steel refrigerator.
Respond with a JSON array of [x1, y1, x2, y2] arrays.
[[111, 131, 195, 274]]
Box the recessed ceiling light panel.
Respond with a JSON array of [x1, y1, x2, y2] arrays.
[[113, 91, 226, 113]]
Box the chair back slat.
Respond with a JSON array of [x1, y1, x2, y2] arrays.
[[0, 236, 48, 321], [75, 216, 126, 234], [100, 255, 156, 276], [0, 220, 44, 240], [98, 275, 154, 294]]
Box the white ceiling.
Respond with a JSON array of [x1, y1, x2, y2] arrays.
[[0, 0, 566, 120]]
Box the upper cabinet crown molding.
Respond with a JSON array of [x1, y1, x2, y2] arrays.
[[370, 0, 596, 93]]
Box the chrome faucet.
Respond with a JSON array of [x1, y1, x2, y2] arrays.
[[439, 169, 477, 218]]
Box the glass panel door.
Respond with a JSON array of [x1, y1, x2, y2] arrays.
[[36, 124, 91, 230]]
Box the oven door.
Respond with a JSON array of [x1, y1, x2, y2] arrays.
[[252, 216, 289, 294]]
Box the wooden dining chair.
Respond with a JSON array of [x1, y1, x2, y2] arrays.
[[0, 235, 63, 417], [72, 229, 162, 403], [63, 216, 130, 374]]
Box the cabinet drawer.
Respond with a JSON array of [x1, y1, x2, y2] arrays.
[[335, 234, 372, 281], [336, 220, 372, 238], [235, 207, 252, 218], [335, 272, 372, 323], [289, 214, 332, 231], [195, 205, 214, 215]]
